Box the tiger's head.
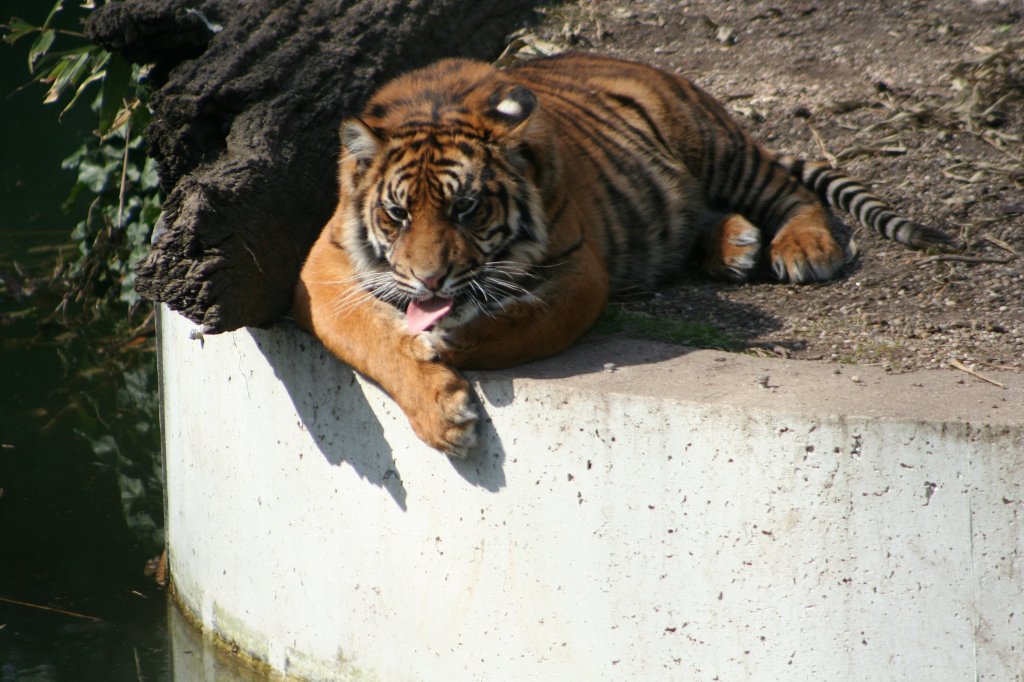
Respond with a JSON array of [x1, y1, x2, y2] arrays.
[[335, 59, 556, 333]]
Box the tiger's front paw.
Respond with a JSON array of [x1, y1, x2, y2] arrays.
[[404, 367, 479, 458]]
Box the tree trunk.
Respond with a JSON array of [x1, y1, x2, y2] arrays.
[[86, 0, 539, 333]]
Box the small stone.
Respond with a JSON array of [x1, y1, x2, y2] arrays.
[[716, 25, 737, 44]]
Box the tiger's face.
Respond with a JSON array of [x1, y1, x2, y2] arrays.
[[335, 61, 552, 333]]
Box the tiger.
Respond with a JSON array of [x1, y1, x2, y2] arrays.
[[291, 52, 951, 458]]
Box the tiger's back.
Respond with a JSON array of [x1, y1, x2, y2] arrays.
[[509, 52, 807, 290], [510, 53, 717, 290], [346, 52, 945, 304], [508, 52, 948, 287]]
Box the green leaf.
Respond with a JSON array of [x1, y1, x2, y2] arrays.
[[41, 58, 69, 98], [70, 218, 88, 241], [35, 44, 93, 61], [28, 29, 55, 72], [100, 142, 123, 160], [76, 157, 114, 193], [42, 0, 65, 29], [61, 69, 105, 119], [98, 53, 131, 134], [139, 157, 160, 191], [3, 17, 38, 45], [129, 103, 152, 131], [43, 50, 91, 104], [125, 160, 141, 184], [63, 181, 85, 211], [61, 143, 90, 170]]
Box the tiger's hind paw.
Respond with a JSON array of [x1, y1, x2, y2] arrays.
[[768, 206, 847, 283], [704, 214, 762, 282]]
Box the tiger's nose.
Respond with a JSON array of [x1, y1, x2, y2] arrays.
[[413, 268, 447, 292]]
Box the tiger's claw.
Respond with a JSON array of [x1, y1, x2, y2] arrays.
[[768, 206, 847, 283], [404, 367, 479, 458]]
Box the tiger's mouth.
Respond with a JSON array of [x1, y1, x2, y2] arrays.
[[406, 296, 454, 333]]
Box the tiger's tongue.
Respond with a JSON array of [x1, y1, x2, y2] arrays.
[[406, 297, 454, 333]]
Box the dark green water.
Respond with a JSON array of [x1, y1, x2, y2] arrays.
[[0, 3, 171, 678], [2, 6, 272, 679]]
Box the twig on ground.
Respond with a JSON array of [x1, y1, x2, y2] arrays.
[[806, 123, 837, 166], [0, 595, 103, 622], [916, 254, 1015, 267], [834, 143, 908, 162], [982, 234, 1019, 256], [948, 358, 1006, 389]]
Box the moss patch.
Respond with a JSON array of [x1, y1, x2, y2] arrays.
[[594, 306, 739, 351]]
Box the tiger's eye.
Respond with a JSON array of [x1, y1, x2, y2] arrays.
[[384, 203, 408, 223], [451, 195, 479, 222]]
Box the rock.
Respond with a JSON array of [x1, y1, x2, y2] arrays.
[[86, 0, 540, 332]]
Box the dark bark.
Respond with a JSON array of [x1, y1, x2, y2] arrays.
[[86, 0, 539, 332]]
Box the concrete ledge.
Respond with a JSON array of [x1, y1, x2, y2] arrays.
[[158, 306, 1024, 681]]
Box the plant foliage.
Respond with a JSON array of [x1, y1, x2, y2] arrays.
[[3, 0, 161, 320], [3, 1, 164, 548]]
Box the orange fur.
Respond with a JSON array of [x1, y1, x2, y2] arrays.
[[704, 214, 761, 282], [294, 225, 480, 455], [769, 204, 846, 282], [293, 53, 941, 456]]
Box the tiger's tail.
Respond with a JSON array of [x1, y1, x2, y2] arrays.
[[776, 155, 956, 249]]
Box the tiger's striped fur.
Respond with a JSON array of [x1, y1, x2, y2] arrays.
[[293, 52, 950, 457], [777, 155, 950, 249]]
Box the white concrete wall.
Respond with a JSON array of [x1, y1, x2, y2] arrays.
[[159, 306, 1024, 681]]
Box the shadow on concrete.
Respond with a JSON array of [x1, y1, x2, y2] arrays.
[[250, 325, 411, 510], [252, 235, 867, 500], [251, 287, 771, 496], [447, 393, 508, 493], [543, 212, 862, 366], [251, 323, 516, 503]]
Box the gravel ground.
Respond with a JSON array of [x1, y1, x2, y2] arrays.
[[523, 0, 1023, 372]]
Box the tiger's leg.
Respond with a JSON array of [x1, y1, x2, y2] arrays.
[[293, 227, 478, 458], [440, 240, 609, 371], [768, 203, 847, 283], [703, 213, 762, 282]]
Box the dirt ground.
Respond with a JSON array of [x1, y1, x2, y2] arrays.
[[522, 0, 1023, 373]]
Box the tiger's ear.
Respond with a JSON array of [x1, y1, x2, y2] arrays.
[[484, 84, 537, 139], [340, 118, 382, 164]]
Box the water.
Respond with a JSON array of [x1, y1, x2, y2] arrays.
[[0, 4, 243, 679], [0, 3, 175, 678]]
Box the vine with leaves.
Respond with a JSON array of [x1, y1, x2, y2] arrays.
[[4, 0, 161, 325], [3, 1, 165, 547]]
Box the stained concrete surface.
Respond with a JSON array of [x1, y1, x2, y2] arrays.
[[159, 307, 1023, 681]]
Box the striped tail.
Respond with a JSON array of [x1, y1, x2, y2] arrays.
[[777, 156, 955, 249]]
